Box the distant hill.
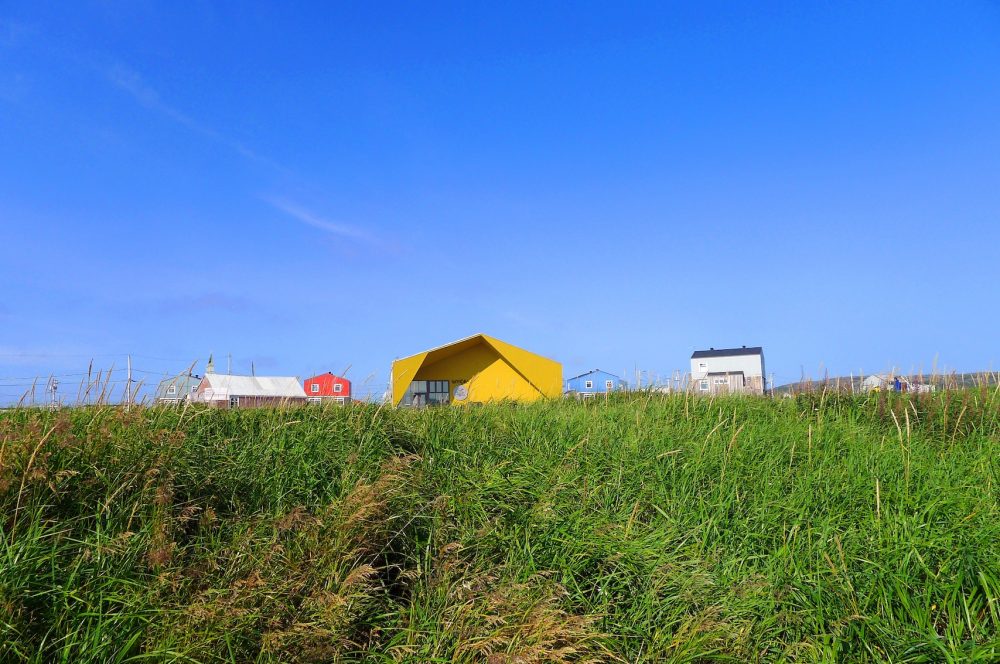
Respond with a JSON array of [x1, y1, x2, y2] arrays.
[[775, 372, 999, 394]]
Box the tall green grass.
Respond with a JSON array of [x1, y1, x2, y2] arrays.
[[2, 390, 998, 662]]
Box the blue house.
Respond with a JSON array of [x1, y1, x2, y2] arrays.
[[565, 369, 628, 397]]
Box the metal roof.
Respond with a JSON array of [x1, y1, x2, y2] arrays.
[[691, 346, 763, 359], [199, 374, 306, 398], [566, 369, 624, 382], [154, 373, 201, 399]]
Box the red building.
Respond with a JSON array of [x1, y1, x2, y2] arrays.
[[303, 372, 352, 404]]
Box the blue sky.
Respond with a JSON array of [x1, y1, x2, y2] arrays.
[[2, 1, 999, 402]]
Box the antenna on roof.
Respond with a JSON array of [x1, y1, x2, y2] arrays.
[[251, 361, 255, 377], [206, 354, 215, 374]]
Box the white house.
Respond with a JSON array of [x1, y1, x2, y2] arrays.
[[690, 346, 766, 395]]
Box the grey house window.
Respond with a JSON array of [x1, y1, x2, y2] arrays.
[[699, 380, 709, 391], [167, 385, 176, 395], [334, 384, 342, 393], [605, 380, 613, 389], [310, 384, 319, 393]]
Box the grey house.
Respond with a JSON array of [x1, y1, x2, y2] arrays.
[[690, 346, 765, 395], [154, 373, 202, 404]]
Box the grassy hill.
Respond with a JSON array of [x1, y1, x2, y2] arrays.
[[2, 392, 999, 662]]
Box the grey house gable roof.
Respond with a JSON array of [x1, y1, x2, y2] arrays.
[[566, 369, 624, 382], [691, 346, 763, 359], [155, 374, 201, 399]]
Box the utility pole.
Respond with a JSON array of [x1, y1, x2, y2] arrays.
[[126, 354, 132, 411], [48, 377, 58, 409]]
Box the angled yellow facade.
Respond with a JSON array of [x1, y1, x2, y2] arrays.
[[391, 334, 562, 407]]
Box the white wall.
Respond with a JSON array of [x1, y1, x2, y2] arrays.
[[690, 354, 764, 380]]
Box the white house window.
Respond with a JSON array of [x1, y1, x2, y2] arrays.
[[167, 385, 176, 395], [310, 384, 319, 393], [605, 380, 613, 389], [699, 379, 709, 391], [191, 385, 198, 392], [699, 363, 707, 371], [714, 377, 727, 385], [334, 383, 343, 393], [585, 380, 593, 389]]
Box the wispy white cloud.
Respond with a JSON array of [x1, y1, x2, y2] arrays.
[[107, 63, 286, 172], [261, 196, 378, 244], [107, 64, 394, 253]]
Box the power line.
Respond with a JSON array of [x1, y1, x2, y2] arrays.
[[0, 379, 134, 387], [0, 352, 199, 361], [0, 369, 128, 381]]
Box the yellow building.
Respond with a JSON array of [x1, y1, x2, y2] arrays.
[[390, 333, 562, 407]]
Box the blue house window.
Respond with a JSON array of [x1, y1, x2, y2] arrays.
[[585, 380, 593, 389]]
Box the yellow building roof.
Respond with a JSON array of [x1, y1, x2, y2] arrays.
[[390, 333, 561, 406]]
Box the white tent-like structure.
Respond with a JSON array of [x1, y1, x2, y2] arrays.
[[862, 374, 892, 392], [194, 374, 307, 407], [861, 373, 935, 394]]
